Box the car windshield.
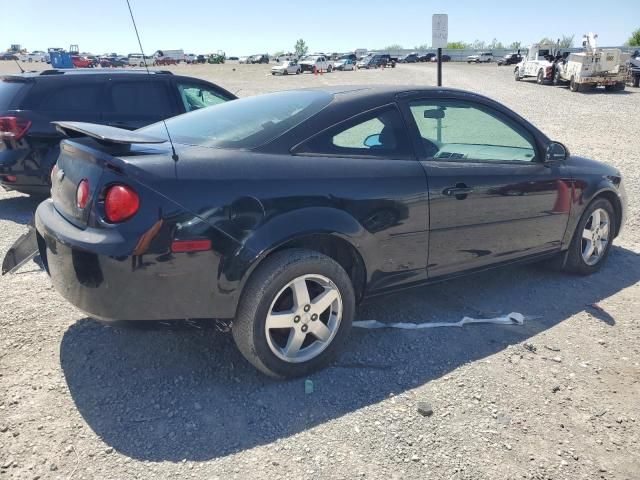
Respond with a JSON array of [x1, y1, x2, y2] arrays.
[[139, 90, 333, 150]]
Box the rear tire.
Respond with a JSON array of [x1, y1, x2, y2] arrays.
[[633, 76, 640, 88], [232, 249, 355, 378], [569, 76, 580, 92], [514, 67, 521, 81], [563, 198, 615, 275], [536, 69, 545, 84]]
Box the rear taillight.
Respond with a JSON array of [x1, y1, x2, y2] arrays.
[[76, 179, 89, 209], [1, 175, 17, 183], [104, 184, 139, 223], [0, 116, 31, 141]]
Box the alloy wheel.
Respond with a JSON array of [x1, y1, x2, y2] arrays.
[[581, 208, 610, 266], [265, 274, 342, 363]]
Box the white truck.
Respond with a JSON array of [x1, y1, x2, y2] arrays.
[[514, 44, 556, 84], [552, 33, 627, 92], [298, 54, 333, 73], [18, 51, 47, 62], [154, 49, 185, 63]]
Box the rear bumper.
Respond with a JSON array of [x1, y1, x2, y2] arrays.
[[35, 199, 231, 321]]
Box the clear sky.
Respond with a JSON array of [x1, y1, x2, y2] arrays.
[[1, 0, 638, 55]]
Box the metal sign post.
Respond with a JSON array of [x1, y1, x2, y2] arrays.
[[432, 14, 448, 87]]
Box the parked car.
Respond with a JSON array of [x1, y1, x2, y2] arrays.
[[238, 56, 251, 64], [18, 51, 47, 63], [184, 54, 197, 64], [71, 56, 93, 68], [333, 58, 356, 71], [128, 54, 154, 67], [154, 57, 177, 66], [398, 53, 419, 63], [0, 70, 236, 196], [251, 54, 270, 64], [430, 54, 451, 62], [467, 52, 493, 63], [299, 55, 333, 73], [0, 53, 18, 61], [271, 60, 301, 75], [99, 56, 128, 68], [359, 54, 395, 69], [7, 85, 625, 379], [195, 55, 207, 64], [418, 53, 436, 62], [628, 51, 640, 88], [497, 53, 522, 66]]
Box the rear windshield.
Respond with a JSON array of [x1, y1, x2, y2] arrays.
[[0, 80, 27, 110], [139, 90, 333, 150]]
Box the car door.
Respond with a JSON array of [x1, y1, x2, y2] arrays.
[[103, 77, 178, 130], [293, 104, 430, 292], [400, 95, 572, 278]]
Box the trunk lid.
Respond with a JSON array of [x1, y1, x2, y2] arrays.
[[50, 121, 167, 228]]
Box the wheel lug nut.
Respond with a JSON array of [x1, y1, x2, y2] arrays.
[[294, 316, 300, 323], [311, 314, 318, 321], [304, 305, 310, 312], [301, 325, 308, 332]]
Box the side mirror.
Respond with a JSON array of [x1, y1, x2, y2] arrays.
[[364, 134, 381, 147], [545, 142, 568, 163]]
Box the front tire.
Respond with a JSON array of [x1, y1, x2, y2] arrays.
[[537, 69, 545, 84], [514, 67, 521, 81], [563, 198, 615, 275], [233, 249, 355, 378]]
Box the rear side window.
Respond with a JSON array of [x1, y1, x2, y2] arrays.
[[106, 81, 173, 116], [0, 80, 28, 110], [39, 84, 100, 111]]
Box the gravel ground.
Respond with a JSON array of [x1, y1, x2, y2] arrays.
[[1, 62, 639, 480]]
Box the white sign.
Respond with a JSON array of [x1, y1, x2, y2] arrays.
[[432, 14, 448, 49]]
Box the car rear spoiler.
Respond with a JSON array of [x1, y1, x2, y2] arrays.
[[53, 121, 167, 145]]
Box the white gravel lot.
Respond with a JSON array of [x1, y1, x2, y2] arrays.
[[1, 62, 639, 480]]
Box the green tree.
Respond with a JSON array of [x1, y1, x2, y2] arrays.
[[384, 44, 404, 50], [509, 41, 522, 50], [472, 39, 486, 50], [539, 37, 556, 45], [414, 43, 430, 51], [488, 38, 505, 49], [294, 39, 308, 58], [628, 28, 640, 46], [558, 35, 574, 48], [446, 41, 468, 49], [272, 50, 284, 59]]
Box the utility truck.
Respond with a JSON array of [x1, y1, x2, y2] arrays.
[[514, 44, 556, 84], [552, 33, 627, 92]]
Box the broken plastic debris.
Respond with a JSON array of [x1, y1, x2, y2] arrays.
[[304, 379, 314, 394], [353, 312, 525, 330]]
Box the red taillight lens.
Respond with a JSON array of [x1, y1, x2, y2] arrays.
[[104, 185, 139, 223], [76, 179, 89, 209], [1, 175, 17, 183], [0, 116, 31, 141]]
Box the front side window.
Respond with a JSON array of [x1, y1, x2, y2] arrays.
[[177, 83, 228, 112], [408, 99, 536, 162], [296, 106, 413, 159]]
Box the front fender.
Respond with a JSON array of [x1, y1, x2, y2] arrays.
[[562, 178, 625, 247]]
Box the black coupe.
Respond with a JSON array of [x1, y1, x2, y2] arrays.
[[11, 86, 627, 378]]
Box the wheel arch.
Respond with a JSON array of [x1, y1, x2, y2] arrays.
[[219, 207, 372, 317]]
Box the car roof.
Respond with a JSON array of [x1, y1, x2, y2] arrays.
[[1, 69, 173, 79]]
